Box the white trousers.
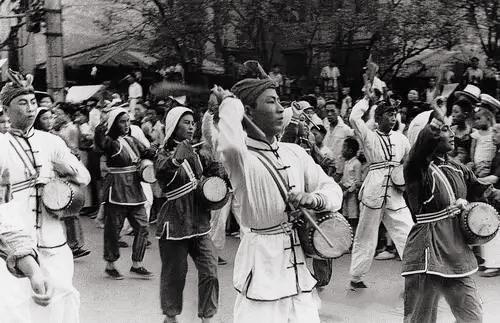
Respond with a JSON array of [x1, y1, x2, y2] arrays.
[[350, 204, 413, 281], [234, 291, 320, 323], [481, 231, 500, 268], [0, 245, 79, 323]]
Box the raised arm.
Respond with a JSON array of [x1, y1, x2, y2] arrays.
[[216, 97, 249, 190], [349, 98, 371, 142]]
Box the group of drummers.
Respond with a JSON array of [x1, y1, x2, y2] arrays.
[[1, 60, 500, 323]]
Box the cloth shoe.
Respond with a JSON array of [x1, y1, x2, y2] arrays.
[[350, 281, 368, 289], [72, 248, 91, 259], [218, 257, 227, 265], [130, 266, 154, 278], [375, 250, 396, 260], [164, 316, 178, 323], [105, 268, 124, 280]]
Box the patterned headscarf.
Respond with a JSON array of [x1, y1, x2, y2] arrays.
[[231, 78, 277, 107], [0, 69, 35, 106]]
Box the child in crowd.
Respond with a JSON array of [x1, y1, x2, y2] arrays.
[[340, 137, 362, 233], [311, 124, 334, 159], [471, 108, 496, 177], [0, 109, 10, 134]]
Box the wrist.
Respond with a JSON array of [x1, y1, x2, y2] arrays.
[[17, 255, 39, 278]]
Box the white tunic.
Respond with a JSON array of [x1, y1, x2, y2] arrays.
[[0, 129, 90, 323], [349, 98, 410, 210], [217, 98, 342, 300]]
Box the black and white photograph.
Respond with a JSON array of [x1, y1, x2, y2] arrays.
[[1, 0, 500, 322]]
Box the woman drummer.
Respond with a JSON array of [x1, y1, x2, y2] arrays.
[[94, 107, 156, 279], [402, 104, 500, 323], [155, 106, 225, 323]]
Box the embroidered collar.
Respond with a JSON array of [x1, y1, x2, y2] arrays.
[[9, 126, 35, 139], [376, 129, 393, 137], [246, 136, 279, 152], [433, 155, 449, 165]]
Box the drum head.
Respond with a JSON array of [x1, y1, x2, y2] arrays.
[[42, 180, 72, 211], [203, 177, 228, 203], [466, 203, 500, 237], [142, 166, 157, 183], [313, 214, 352, 258], [390, 165, 405, 187]]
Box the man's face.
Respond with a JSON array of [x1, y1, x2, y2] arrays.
[[134, 104, 146, 120], [471, 58, 479, 68], [273, 67, 280, 74], [429, 78, 436, 88], [473, 111, 490, 130], [377, 110, 397, 132], [435, 125, 455, 153], [325, 104, 338, 126], [39, 97, 53, 108], [250, 88, 284, 138], [6, 93, 38, 131]]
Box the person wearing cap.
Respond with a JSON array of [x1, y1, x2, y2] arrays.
[[348, 97, 413, 289], [402, 103, 499, 323], [212, 78, 342, 322], [0, 70, 90, 322], [155, 106, 223, 323], [94, 107, 155, 280]]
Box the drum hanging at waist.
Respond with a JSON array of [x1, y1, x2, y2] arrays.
[[139, 159, 157, 183], [42, 178, 85, 219], [197, 176, 229, 210], [296, 210, 352, 259], [459, 202, 500, 245]]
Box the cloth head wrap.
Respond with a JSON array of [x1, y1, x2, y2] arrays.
[[0, 70, 35, 107], [106, 107, 128, 135], [231, 78, 277, 107], [163, 106, 193, 145]]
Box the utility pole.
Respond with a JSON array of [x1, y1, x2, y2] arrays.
[[44, 0, 64, 101]]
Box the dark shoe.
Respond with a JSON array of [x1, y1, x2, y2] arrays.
[[146, 240, 152, 247], [72, 248, 91, 259], [164, 316, 178, 323], [118, 240, 128, 248], [105, 268, 124, 280], [479, 268, 500, 277], [350, 281, 368, 289], [218, 257, 227, 265], [130, 266, 154, 278]]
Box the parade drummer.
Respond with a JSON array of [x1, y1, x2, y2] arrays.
[[94, 107, 155, 280], [0, 70, 90, 322], [402, 105, 500, 323], [155, 106, 226, 323], [212, 79, 342, 323], [348, 97, 414, 289]]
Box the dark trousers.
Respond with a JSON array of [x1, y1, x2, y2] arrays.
[[159, 235, 218, 318], [404, 274, 482, 323], [103, 203, 148, 262], [64, 216, 85, 250], [313, 258, 333, 287]]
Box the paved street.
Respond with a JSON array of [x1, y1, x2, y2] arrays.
[[75, 216, 500, 323]]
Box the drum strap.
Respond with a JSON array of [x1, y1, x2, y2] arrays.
[[369, 161, 400, 171], [248, 148, 294, 212], [429, 162, 456, 203]]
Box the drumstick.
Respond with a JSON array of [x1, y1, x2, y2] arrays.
[[300, 207, 335, 248], [301, 112, 321, 131], [192, 141, 206, 148]]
